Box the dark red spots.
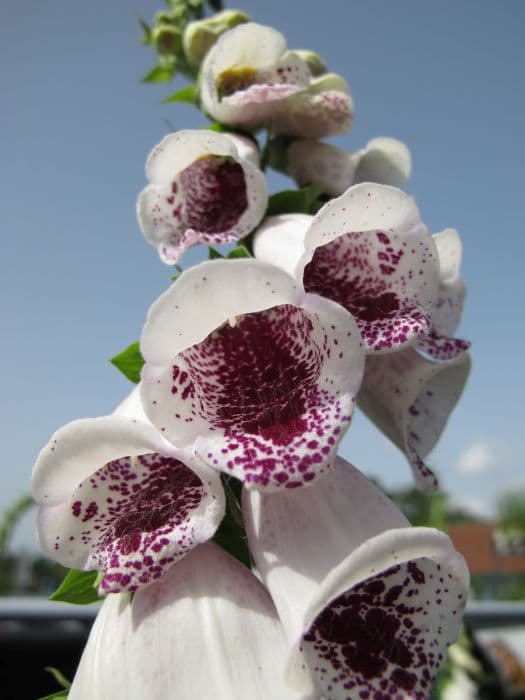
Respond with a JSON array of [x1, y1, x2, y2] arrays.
[[180, 155, 247, 233], [351, 292, 399, 322], [391, 668, 417, 691]]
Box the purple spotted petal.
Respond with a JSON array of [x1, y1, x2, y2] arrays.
[[33, 416, 225, 593], [359, 348, 471, 490], [141, 260, 364, 490], [417, 331, 471, 362], [299, 184, 440, 354], [243, 459, 469, 699], [302, 554, 467, 699], [137, 130, 267, 264]]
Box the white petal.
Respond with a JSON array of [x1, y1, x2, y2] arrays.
[[359, 348, 471, 490], [287, 141, 355, 196], [70, 543, 309, 700], [434, 228, 463, 283], [224, 131, 261, 166], [352, 137, 412, 188], [253, 214, 312, 279]]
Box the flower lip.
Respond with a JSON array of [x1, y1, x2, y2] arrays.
[[243, 458, 469, 698], [32, 415, 225, 593], [140, 259, 365, 489], [297, 184, 439, 354]]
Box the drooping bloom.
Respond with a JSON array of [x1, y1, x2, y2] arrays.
[[255, 183, 441, 354], [270, 73, 354, 139], [31, 412, 225, 593], [140, 258, 365, 490], [417, 227, 469, 361], [284, 136, 410, 197], [136, 129, 268, 264], [352, 136, 412, 189], [359, 348, 471, 490], [69, 543, 308, 700], [200, 22, 311, 127], [243, 457, 469, 699]]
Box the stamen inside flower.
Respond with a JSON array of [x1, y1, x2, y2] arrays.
[[216, 66, 259, 99], [179, 155, 248, 233]]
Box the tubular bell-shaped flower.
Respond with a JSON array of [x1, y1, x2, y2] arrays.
[[69, 543, 309, 700], [136, 129, 268, 264], [200, 22, 311, 127], [140, 259, 365, 490], [243, 457, 469, 700], [255, 183, 440, 354], [417, 227, 469, 361], [31, 413, 225, 593], [359, 348, 471, 490], [270, 73, 354, 139]]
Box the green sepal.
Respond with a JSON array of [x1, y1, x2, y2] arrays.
[[227, 245, 251, 259], [141, 64, 175, 83], [37, 692, 68, 700], [163, 84, 199, 104], [44, 668, 71, 691], [213, 474, 250, 568], [266, 182, 326, 216], [49, 569, 103, 605], [138, 17, 153, 45], [208, 247, 224, 259], [109, 341, 144, 384]]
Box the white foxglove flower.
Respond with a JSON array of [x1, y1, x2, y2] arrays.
[[200, 23, 311, 127], [69, 543, 309, 700], [271, 73, 354, 139], [352, 137, 412, 189], [359, 348, 471, 490], [243, 457, 469, 699], [140, 258, 365, 490], [286, 141, 356, 197], [255, 183, 440, 354], [417, 228, 469, 361], [137, 130, 268, 264], [32, 413, 225, 593]]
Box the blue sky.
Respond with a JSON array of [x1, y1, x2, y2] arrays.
[[2, 0, 524, 548]]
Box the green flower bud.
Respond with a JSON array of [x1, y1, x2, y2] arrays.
[[291, 49, 328, 77], [152, 25, 183, 56], [183, 9, 250, 67]]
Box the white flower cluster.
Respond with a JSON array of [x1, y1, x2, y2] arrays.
[[32, 15, 472, 700]]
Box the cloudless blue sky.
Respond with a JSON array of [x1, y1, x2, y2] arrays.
[[2, 0, 524, 548]]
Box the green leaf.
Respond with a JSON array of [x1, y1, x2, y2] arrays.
[[109, 341, 144, 384], [208, 247, 224, 259], [227, 245, 251, 259], [203, 121, 228, 133], [138, 17, 152, 44], [44, 668, 71, 690], [49, 569, 102, 605], [141, 64, 175, 84], [266, 182, 326, 216], [37, 692, 68, 700], [213, 475, 250, 568], [163, 84, 199, 104]]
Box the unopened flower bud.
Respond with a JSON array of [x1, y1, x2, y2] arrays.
[[291, 49, 328, 76], [152, 25, 183, 56], [183, 10, 250, 67]]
